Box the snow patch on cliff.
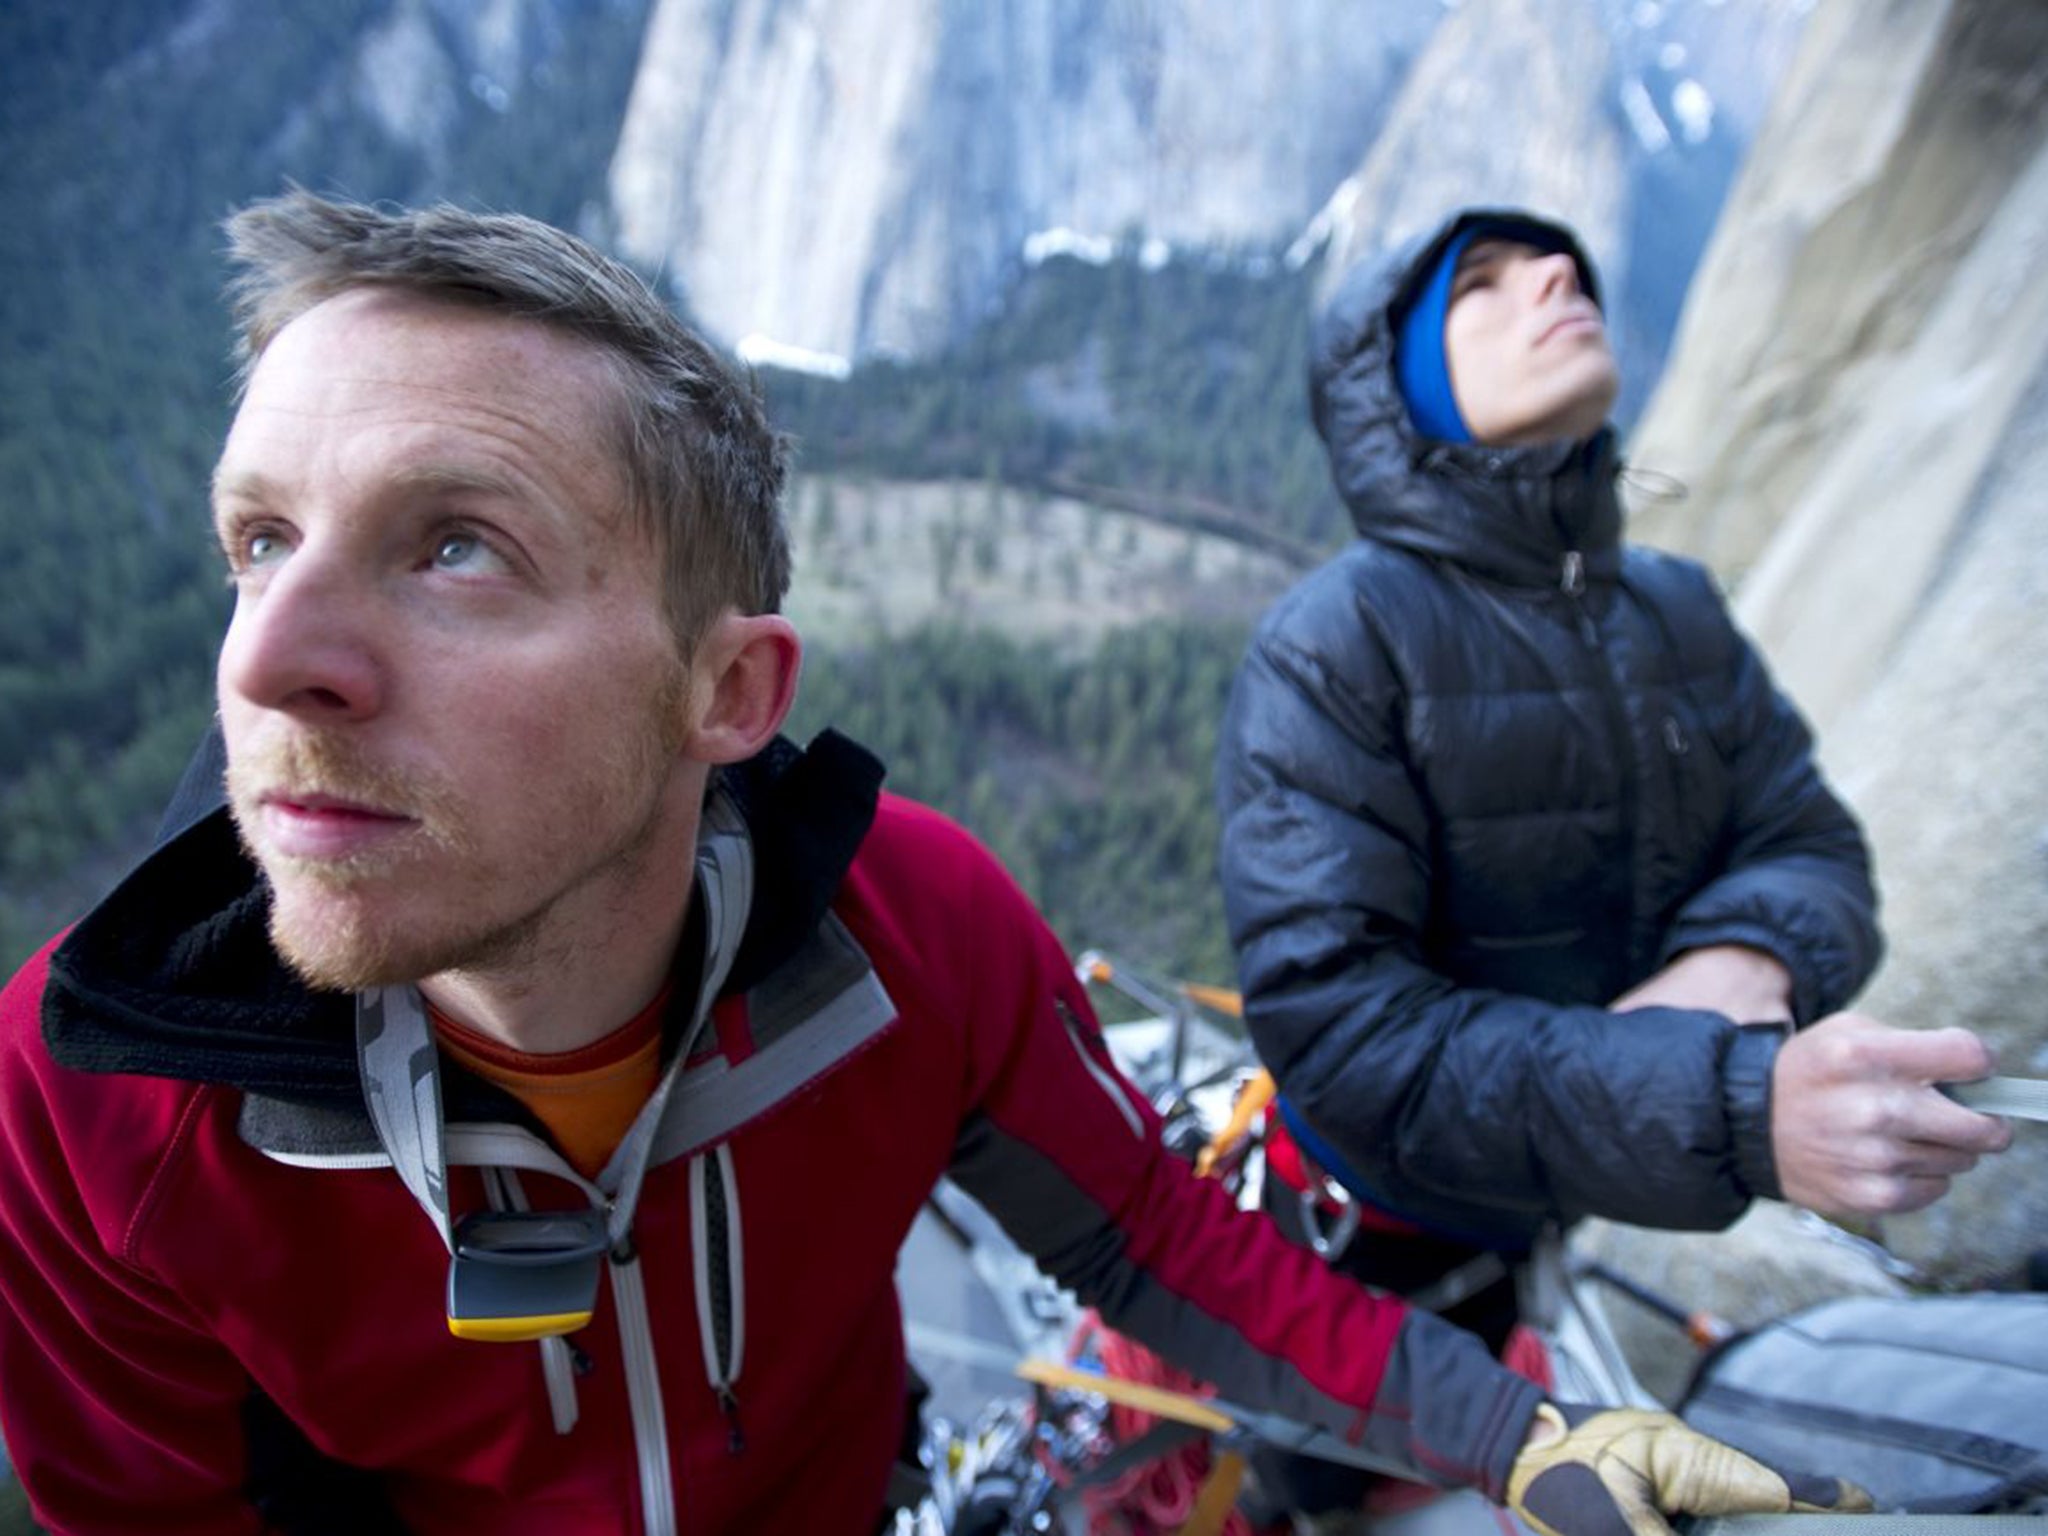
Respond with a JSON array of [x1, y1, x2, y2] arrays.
[[737, 334, 852, 380]]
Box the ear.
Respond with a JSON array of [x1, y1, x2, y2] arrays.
[[681, 613, 803, 765]]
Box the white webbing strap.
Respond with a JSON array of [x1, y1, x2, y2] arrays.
[[1942, 1075, 2048, 1122]]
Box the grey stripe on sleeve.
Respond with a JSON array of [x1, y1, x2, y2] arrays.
[[946, 1113, 1542, 1497]]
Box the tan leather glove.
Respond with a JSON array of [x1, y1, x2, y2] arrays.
[[1507, 1403, 1874, 1536]]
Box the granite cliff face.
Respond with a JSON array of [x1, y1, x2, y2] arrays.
[[605, 0, 1807, 375], [607, 0, 1435, 363], [259, 0, 601, 170], [1311, 0, 1630, 286], [1627, 0, 2048, 1286], [1310, 0, 1810, 421]]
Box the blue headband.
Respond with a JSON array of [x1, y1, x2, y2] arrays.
[[1394, 228, 1480, 443], [1394, 218, 1589, 445]]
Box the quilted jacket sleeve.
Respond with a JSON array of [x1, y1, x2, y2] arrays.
[[1657, 607, 1882, 1026], [1214, 583, 1775, 1239]]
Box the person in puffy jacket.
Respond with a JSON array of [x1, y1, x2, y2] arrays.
[[1214, 206, 2012, 1514]]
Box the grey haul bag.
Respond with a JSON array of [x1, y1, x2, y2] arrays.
[[1679, 1292, 2048, 1514]]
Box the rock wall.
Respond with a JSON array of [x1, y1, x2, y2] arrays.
[[1832, 346, 2048, 1286], [1308, 0, 1811, 423], [606, 0, 1806, 369], [1314, 0, 1631, 302], [1627, 0, 2047, 603], [608, 0, 1432, 360], [1626, 0, 2048, 1286]]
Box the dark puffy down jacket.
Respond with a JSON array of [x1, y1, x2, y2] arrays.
[[1215, 209, 1881, 1246]]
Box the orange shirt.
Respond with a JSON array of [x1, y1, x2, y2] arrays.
[[429, 985, 671, 1179]]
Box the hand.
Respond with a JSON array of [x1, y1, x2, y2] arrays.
[[1508, 1402, 1872, 1536], [1771, 1012, 2013, 1217], [1611, 944, 1794, 1025]]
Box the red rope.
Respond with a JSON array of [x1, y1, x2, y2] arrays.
[[1068, 1312, 1254, 1536]]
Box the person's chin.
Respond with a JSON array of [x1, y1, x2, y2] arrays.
[[265, 879, 423, 992], [1534, 364, 1618, 441]]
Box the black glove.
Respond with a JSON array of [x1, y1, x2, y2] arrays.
[[1507, 1402, 1874, 1536]]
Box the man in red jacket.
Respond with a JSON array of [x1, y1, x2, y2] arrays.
[[0, 190, 1863, 1535]]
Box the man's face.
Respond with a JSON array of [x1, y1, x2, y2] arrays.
[[215, 288, 701, 991], [1442, 237, 1619, 447]]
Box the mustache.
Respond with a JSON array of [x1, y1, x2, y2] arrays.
[[227, 732, 464, 840]]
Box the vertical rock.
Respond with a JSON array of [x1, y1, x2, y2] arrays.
[[1315, 0, 1629, 300], [1626, 0, 2048, 586], [1827, 348, 2048, 1287], [1620, 0, 2048, 1287], [606, 0, 1433, 359]]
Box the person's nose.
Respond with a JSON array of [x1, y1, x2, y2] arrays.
[[217, 542, 386, 725], [1531, 249, 1583, 304]]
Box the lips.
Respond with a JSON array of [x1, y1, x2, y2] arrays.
[[269, 790, 404, 818], [258, 790, 418, 861], [1537, 308, 1604, 346]]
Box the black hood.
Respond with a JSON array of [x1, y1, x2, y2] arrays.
[[1308, 206, 1624, 588], [42, 730, 885, 1107]]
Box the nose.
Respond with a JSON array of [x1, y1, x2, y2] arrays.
[[217, 545, 386, 725], [1531, 248, 1583, 303]]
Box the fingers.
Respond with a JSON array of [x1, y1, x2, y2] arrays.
[[1905, 1091, 2014, 1155], [1787, 1015, 1995, 1089], [1894, 1138, 1988, 1177], [1820, 1088, 2011, 1159], [1666, 1429, 1869, 1518], [1510, 1408, 1868, 1536], [1665, 1430, 1801, 1514], [1774, 1017, 2013, 1217], [1869, 1022, 1998, 1083], [1788, 1476, 1876, 1514]]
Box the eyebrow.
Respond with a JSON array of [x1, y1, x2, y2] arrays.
[[211, 466, 273, 506], [210, 468, 277, 536], [387, 463, 531, 504]]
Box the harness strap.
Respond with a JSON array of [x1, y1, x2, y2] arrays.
[[1944, 1074, 2048, 1122], [354, 783, 756, 1343]]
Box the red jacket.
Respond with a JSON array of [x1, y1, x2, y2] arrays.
[[0, 734, 1539, 1533]]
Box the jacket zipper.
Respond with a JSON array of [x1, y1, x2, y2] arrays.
[[1058, 1001, 1147, 1140], [691, 1146, 747, 1455], [1560, 550, 1643, 973]]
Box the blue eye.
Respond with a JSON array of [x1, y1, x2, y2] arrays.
[[425, 528, 512, 578], [432, 532, 483, 569], [245, 531, 288, 566]]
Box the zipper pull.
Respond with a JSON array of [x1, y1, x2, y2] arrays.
[[1559, 550, 1598, 647], [718, 1385, 746, 1455]]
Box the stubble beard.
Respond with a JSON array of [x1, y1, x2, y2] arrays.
[[228, 672, 690, 995]]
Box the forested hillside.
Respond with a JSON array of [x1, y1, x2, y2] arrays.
[[764, 251, 1347, 556], [789, 621, 1254, 985]]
